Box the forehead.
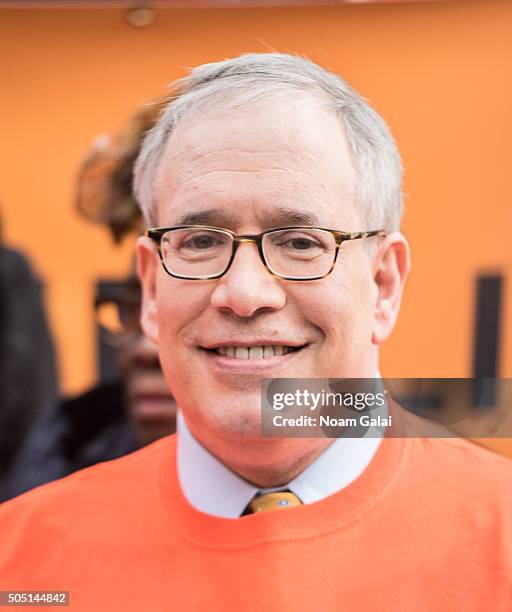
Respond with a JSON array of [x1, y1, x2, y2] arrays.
[[153, 99, 358, 229]]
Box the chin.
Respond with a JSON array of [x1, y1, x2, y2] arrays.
[[191, 398, 264, 442]]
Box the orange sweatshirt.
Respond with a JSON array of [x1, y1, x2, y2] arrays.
[[0, 434, 511, 611]]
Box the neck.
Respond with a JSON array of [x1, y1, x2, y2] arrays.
[[186, 419, 333, 487], [225, 439, 334, 487]]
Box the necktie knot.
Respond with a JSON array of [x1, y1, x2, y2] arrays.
[[246, 490, 302, 514]]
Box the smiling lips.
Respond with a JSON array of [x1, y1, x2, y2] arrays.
[[203, 342, 306, 360], [216, 345, 298, 359]]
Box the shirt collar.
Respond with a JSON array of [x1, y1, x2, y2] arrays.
[[177, 375, 386, 518]]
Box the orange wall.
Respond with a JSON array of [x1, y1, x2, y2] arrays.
[[1, 0, 511, 399]]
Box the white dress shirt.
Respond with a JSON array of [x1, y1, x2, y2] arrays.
[[177, 378, 387, 518]]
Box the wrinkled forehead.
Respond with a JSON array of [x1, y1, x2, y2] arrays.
[[153, 99, 358, 229]]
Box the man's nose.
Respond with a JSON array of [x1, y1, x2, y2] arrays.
[[210, 242, 287, 317]]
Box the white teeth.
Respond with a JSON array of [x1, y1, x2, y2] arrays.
[[214, 345, 297, 359], [263, 346, 274, 359], [235, 347, 249, 359], [249, 346, 264, 359]]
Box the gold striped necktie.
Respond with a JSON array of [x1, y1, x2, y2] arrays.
[[247, 490, 302, 514]]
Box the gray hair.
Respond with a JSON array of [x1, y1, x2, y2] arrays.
[[134, 53, 403, 231]]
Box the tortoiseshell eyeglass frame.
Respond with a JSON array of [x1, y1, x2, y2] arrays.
[[145, 225, 387, 281]]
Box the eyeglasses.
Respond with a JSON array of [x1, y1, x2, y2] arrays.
[[145, 225, 386, 281]]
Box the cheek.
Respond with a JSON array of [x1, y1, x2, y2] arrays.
[[309, 290, 361, 343], [155, 277, 210, 343], [290, 265, 373, 346], [154, 282, 201, 395]]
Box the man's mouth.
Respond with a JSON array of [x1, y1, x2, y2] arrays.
[[203, 344, 307, 360]]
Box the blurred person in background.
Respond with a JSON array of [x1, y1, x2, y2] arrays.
[[1, 99, 176, 502], [0, 212, 58, 498], [95, 271, 177, 447]]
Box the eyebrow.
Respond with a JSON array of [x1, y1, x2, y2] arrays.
[[174, 209, 235, 226], [270, 207, 320, 226], [172, 207, 321, 228]]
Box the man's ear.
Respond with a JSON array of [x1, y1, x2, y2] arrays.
[[371, 232, 410, 345], [136, 236, 159, 344]]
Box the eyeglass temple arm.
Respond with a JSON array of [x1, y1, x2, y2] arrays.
[[343, 230, 387, 241]]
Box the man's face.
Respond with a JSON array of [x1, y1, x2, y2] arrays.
[[139, 100, 385, 449]]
